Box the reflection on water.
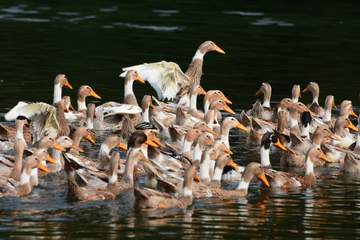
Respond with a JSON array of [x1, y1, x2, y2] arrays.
[[1, 0, 360, 239]]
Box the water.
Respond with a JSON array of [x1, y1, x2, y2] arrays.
[[1, 1, 360, 239]]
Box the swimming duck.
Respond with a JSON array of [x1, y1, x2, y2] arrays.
[[330, 117, 358, 148], [29, 148, 56, 187], [339, 152, 360, 173], [68, 127, 96, 156], [198, 148, 218, 183], [121, 41, 225, 105], [302, 82, 324, 117], [134, 165, 200, 209], [97, 135, 127, 169], [289, 102, 315, 135], [187, 85, 207, 119], [209, 153, 239, 187], [248, 83, 272, 121], [220, 117, 249, 149], [191, 133, 214, 167], [266, 146, 331, 188]]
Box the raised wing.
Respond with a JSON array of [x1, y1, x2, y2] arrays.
[[120, 61, 189, 101], [5, 102, 60, 142]]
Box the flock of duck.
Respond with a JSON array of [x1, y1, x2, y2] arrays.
[[1, 40, 360, 210]]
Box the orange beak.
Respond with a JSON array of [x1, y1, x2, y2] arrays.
[[152, 135, 162, 146], [64, 107, 70, 113], [320, 152, 331, 163], [214, 152, 218, 160], [221, 95, 232, 104], [86, 134, 95, 144], [64, 81, 73, 90], [53, 142, 66, 152], [25, 123, 30, 128], [70, 143, 84, 152], [149, 103, 155, 109], [299, 93, 301, 98], [69, 104, 75, 111], [306, 108, 316, 116], [141, 155, 151, 164], [236, 122, 249, 132], [350, 110, 358, 119], [255, 89, 263, 96], [228, 160, 239, 170], [206, 127, 217, 135], [38, 163, 50, 173], [90, 90, 101, 99], [349, 121, 359, 132], [136, 76, 145, 84], [194, 174, 202, 182], [274, 139, 287, 151], [332, 102, 337, 109], [223, 105, 236, 115], [46, 155, 56, 164], [209, 138, 214, 146], [302, 87, 310, 93], [145, 138, 158, 148], [259, 172, 270, 187], [119, 141, 128, 150], [93, 113, 97, 119], [224, 147, 233, 155], [201, 88, 207, 96], [214, 45, 225, 54], [329, 133, 341, 142]]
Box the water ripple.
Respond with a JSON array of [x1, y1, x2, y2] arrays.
[[113, 22, 186, 32], [223, 11, 264, 16]]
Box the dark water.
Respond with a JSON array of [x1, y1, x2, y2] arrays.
[[1, 1, 360, 239]]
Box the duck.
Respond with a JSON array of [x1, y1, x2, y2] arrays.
[[134, 165, 201, 209], [288, 102, 315, 136], [97, 135, 128, 169], [258, 132, 287, 169], [330, 117, 358, 148], [0, 115, 32, 147], [94, 70, 143, 130], [198, 148, 218, 183], [64, 85, 101, 121], [0, 155, 49, 197], [248, 83, 272, 121], [302, 82, 325, 117], [29, 148, 56, 187], [220, 117, 249, 149], [339, 100, 358, 119], [271, 98, 295, 123], [274, 111, 291, 147], [292, 85, 301, 103], [65, 151, 121, 201], [67, 127, 96, 156], [204, 90, 232, 116], [266, 146, 331, 188], [187, 85, 207, 119], [83, 103, 98, 140], [121, 41, 225, 105], [209, 153, 239, 187], [339, 152, 360, 173], [191, 133, 214, 167]]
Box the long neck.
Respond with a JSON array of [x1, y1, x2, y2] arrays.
[[260, 146, 271, 168], [10, 139, 25, 179], [356, 133, 360, 147], [142, 108, 149, 123], [212, 166, 223, 181], [192, 144, 203, 165], [301, 124, 310, 139], [204, 99, 211, 115], [53, 83, 62, 104], [188, 93, 198, 112], [124, 80, 134, 99], [312, 92, 319, 104], [181, 139, 192, 154], [199, 158, 211, 182], [323, 108, 332, 122], [289, 110, 299, 129], [77, 100, 87, 111], [220, 125, 230, 149], [292, 96, 299, 103], [192, 50, 204, 61], [86, 117, 94, 129], [123, 157, 137, 186], [236, 178, 249, 191], [19, 170, 31, 186], [305, 157, 314, 176], [262, 89, 271, 108], [51, 149, 62, 168]]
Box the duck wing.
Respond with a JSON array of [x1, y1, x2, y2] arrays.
[[121, 61, 190, 101]]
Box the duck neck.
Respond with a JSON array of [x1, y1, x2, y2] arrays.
[[262, 90, 271, 108], [199, 158, 211, 182], [290, 116, 298, 129], [204, 99, 211, 115], [323, 108, 332, 122], [292, 97, 299, 103], [212, 166, 223, 181], [10, 139, 25, 179], [356, 133, 360, 147], [188, 93, 198, 112], [53, 83, 62, 104], [86, 116, 94, 129], [124, 80, 134, 99], [305, 157, 314, 176], [123, 156, 138, 186], [192, 50, 204, 61], [77, 100, 86, 111], [192, 144, 203, 165], [260, 146, 271, 168], [300, 123, 310, 139], [181, 139, 192, 154], [220, 125, 230, 149], [312, 93, 319, 104], [19, 169, 31, 186], [51, 149, 62, 169], [142, 107, 150, 123]]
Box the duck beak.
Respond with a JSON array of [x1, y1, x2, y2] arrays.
[[329, 133, 341, 142], [38, 163, 50, 173], [64, 107, 70, 113], [118, 163, 122, 170], [194, 174, 202, 182], [214, 45, 225, 54], [236, 122, 249, 132], [214, 152, 218, 160], [255, 89, 263, 95], [306, 108, 316, 116], [201, 89, 207, 96], [332, 102, 337, 109], [69, 104, 75, 111], [350, 110, 358, 119], [70, 143, 84, 152], [141, 155, 151, 164], [223, 105, 236, 115], [229, 160, 239, 170], [119, 141, 128, 150], [46, 155, 56, 164], [224, 147, 233, 155], [320, 152, 331, 162], [209, 138, 214, 146], [149, 102, 155, 109], [86, 134, 95, 144], [299, 93, 301, 98], [64, 81, 73, 90], [222, 95, 232, 104], [53, 142, 66, 152], [90, 90, 101, 99], [145, 138, 158, 148], [136, 76, 145, 84], [25, 122, 30, 128], [259, 172, 270, 187], [302, 87, 309, 93], [152, 135, 162, 146], [274, 139, 287, 151], [206, 127, 217, 135], [349, 121, 359, 132], [94, 113, 97, 118]]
